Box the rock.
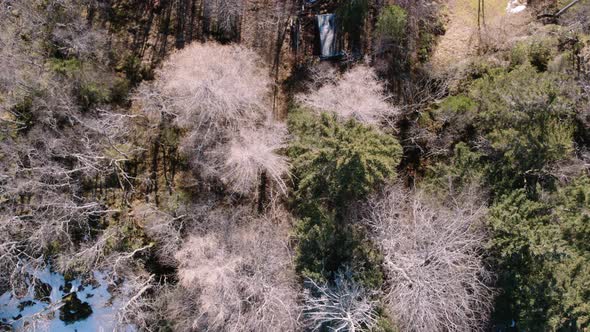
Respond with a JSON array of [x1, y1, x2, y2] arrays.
[[17, 300, 35, 311], [59, 293, 93, 324], [34, 281, 52, 303]]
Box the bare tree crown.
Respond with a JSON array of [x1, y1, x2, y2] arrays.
[[364, 185, 494, 332]]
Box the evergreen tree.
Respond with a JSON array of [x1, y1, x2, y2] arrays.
[[489, 177, 590, 330], [471, 66, 576, 194], [289, 111, 402, 213], [288, 110, 401, 286]]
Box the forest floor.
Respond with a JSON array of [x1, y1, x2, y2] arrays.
[[430, 0, 532, 73]]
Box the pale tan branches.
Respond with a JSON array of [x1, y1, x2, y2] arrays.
[[0, 123, 135, 294], [0, 107, 131, 272], [0, 4, 159, 330], [0, 224, 43, 296], [0, 62, 136, 287], [19, 310, 54, 332], [162, 286, 201, 332], [54, 230, 160, 330], [50, 14, 109, 62], [207, 123, 290, 195], [297, 65, 398, 126], [133, 82, 174, 123], [364, 185, 494, 332], [174, 212, 299, 331], [57, 228, 115, 273], [302, 269, 380, 332], [115, 273, 158, 331], [136, 42, 288, 200], [158, 42, 270, 136], [0, 238, 21, 294], [547, 153, 590, 184], [306, 62, 339, 88], [131, 202, 183, 267], [0, 1, 49, 110], [1, 187, 109, 264], [475, 9, 534, 55], [0, 1, 110, 115], [203, 0, 245, 37]]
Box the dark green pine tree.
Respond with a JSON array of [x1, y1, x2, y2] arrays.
[[288, 110, 402, 287], [289, 111, 402, 214], [489, 176, 590, 330]]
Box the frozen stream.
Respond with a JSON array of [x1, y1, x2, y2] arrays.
[[0, 267, 134, 331]]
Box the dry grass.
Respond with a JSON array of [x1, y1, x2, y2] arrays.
[[430, 0, 533, 72]]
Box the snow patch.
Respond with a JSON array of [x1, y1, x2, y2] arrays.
[[0, 267, 135, 331], [507, 0, 527, 13]]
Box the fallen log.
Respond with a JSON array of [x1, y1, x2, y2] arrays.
[[537, 0, 581, 20]]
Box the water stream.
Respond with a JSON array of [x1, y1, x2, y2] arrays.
[[0, 267, 134, 331]]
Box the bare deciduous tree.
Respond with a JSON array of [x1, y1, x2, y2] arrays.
[[209, 123, 290, 195], [136, 42, 289, 199], [203, 0, 245, 38], [364, 185, 495, 332], [302, 269, 379, 332], [173, 210, 299, 331], [297, 65, 398, 126], [115, 272, 158, 330], [157, 42, 270, 136], [0, 0, 142, 297], [131, 202, 183, 267]]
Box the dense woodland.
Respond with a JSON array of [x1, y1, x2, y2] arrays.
[[0, 0, 589, 331]]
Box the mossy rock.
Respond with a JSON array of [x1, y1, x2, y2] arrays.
[[17, 300, 36, 311], [0, 321, 13, 331], [59, 292, 93, 324], [34, 281, 52, 303], [60, 271, 76, 293]]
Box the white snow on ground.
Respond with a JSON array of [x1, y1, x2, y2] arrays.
[[0, 267, 134, 331], [507, 0, 527, 13]]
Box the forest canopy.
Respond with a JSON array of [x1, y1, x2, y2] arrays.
[[0, 0, 589, 331]]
